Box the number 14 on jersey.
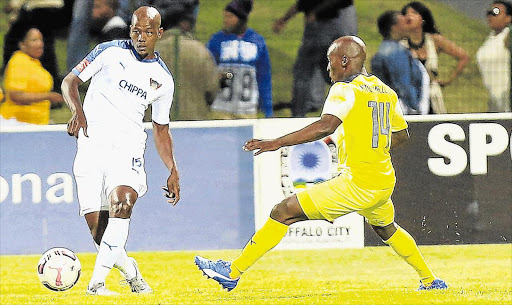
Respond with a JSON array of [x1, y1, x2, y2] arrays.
[[368, 101, 391, 149]]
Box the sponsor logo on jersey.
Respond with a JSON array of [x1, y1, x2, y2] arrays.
[[75, 59, 90, 72], [119, 80, 147, 99], [150, 78, 162, 90]]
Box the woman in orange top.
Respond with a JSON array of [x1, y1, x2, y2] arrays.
[[0, 27, 63, 125]]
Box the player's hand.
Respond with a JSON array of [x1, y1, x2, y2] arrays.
[[163, 170, 180, 205], [67, 111, 88, 138], [243, 138, 281, 156]]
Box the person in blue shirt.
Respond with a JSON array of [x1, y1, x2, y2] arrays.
[[371, 10, 429, 114], [207, 0, 273, 118]]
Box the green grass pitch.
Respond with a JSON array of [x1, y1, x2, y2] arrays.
[[1, 244, 510, 304]]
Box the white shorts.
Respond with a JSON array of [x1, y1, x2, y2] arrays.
[[73, 133, 147, 216]]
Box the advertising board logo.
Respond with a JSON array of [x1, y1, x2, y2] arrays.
[[0, 173, 74, 204], [428, 122, 512, 176], [280, 137, 339, 197]]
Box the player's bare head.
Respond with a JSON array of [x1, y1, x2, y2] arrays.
[[327, 36, 367, 82], [132, 6, 161, 29], [130, 6, 163, 59]]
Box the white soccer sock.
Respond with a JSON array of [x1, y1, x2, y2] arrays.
[[94, 241, 137, 280], [89, 218, 130, 287], [114, 250, 137, 280]]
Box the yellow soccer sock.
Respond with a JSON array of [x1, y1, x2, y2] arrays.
[[230, 218, 289, 279], [385, 226, 436, 285]]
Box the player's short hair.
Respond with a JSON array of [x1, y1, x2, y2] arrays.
[[493, 0, 512, 16], [377, 10, 398, 40]]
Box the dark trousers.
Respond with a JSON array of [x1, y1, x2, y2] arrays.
[[291, 5, 358, 117]]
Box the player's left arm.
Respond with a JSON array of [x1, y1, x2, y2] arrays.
[[244, 114, 341, 155], [391, 129, 410, 148], [390, 96, 410, 149], [153, 121, 180, 205]]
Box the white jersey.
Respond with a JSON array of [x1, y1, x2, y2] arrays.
[[72, 40, 174, 148]]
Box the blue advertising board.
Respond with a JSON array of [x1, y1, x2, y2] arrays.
[[0, 125, 254, 254]]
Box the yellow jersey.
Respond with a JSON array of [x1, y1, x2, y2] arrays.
[[0, 51, 53, 124], [321, 74, 408, 189]]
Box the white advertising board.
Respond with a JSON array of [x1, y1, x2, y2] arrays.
[[253, 118, 364, 250]]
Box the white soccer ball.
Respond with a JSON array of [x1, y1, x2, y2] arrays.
[[37, 247, 81, 291]]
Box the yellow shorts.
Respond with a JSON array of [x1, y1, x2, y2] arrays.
[[296, 171, 395, 227]]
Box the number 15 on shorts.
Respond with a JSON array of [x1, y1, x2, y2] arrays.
[[132, 157, 142, 173]]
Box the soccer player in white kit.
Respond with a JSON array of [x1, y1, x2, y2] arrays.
[[61, 6, 181, 295]]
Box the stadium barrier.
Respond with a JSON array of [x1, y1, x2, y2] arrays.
[[0, 113, 511, 255], [0, 121, 255, 255]]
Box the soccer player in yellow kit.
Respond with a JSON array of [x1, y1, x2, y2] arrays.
[[195, 36, 447, 292]]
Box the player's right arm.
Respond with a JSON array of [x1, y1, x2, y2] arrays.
[[61, 72, 87, 138], [244, 82, 350, 155], [244, 114, 341, 156], [61, 42, 111, 138]]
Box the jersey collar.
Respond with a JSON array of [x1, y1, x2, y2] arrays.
[[128, 40, 160, 63], [340, 73, 361, 84]]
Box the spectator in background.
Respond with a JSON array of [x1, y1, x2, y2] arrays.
[[90, 0, 129, 43], [137, 0, 199, 32], [476, 0, 512, 112], [401, 1, 469, 114], [2, 0, 74, 90], [157, 3, 219, 120], [207, 0, 273, 119], [372, 10, 429, 115], [66, 0, 93, 71], [273, 0, 357, 117], [66, 0, 131, 71], [0, 28, 63, 126]]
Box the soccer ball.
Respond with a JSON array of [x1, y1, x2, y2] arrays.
[[37, 247, 81, 291]]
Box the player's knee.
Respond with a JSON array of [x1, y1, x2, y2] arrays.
[[372, 222, 397, 241], [109, 186, 138, 218], [270, 203, 284, 222], [110, 201, 133, 218], [270, 198, 292, 224]]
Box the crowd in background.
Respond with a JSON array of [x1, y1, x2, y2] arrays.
[[0, 0, 510, 126]]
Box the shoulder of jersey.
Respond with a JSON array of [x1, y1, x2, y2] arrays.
[[332, 74, 361, 90], [246, 28, 267, 44], [156, 56, 173, 79], [89, 40, 131, 59]]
